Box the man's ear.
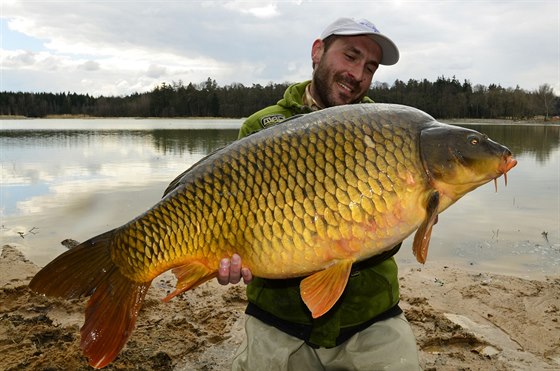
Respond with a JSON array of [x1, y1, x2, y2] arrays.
[[311, 39, 324, 68]]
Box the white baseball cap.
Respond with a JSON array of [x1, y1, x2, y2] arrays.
[[320, 18, 400, 65]]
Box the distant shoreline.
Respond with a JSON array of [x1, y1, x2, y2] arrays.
[[2, 114, 559, 126], [442, 118, 559, 126]]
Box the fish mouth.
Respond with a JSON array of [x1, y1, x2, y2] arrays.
[[494, 153, 517, 190]]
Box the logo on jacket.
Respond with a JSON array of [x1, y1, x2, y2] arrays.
[[260, 114, 286, 128]]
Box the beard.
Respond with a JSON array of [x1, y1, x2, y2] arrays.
[[312, 61, 365, 107]]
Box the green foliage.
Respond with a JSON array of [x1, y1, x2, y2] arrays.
[[370, 77, 559, 120], [0, 77, 557, 119]]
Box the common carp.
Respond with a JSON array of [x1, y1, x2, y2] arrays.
[[29, 103, 516, 368]]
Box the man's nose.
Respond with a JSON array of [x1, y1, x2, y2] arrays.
[[347, 65, 364, 83]]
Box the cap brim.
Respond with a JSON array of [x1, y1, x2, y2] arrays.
[[368, 34, 399, 65]]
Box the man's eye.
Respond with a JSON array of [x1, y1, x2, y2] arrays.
[[345, 54, 356, 61]]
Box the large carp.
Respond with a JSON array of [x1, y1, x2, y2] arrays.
[[29, 103, 516, 368]]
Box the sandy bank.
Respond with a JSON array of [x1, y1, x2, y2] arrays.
[[1, 244, 558, 370]]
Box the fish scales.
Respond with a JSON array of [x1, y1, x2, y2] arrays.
[[110, 106, 426, 281], [29, 103, 517, 368]]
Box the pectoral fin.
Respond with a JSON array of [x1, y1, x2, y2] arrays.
[[300, 259, 353, 318], [162, 261, 217, 302], [413, 190, 440, 264]]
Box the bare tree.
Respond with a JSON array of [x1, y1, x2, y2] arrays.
[[537, 83, 555, 120]]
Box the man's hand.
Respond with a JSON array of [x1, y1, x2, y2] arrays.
[[217, 253, 253, 285]]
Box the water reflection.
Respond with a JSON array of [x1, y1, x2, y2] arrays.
[[151, 129, 238, 156], [1, 121, 242, 265], [1, 129, 239, 157]]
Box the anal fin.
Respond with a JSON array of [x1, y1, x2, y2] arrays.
[[162, 261, 217, 302], [300, 259, 353, 319]]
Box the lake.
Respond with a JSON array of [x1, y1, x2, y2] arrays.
[[1, 118, 559, 278]]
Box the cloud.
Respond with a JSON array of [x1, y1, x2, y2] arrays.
[[1, 0, 558, 95], [79, 60, 100, 71], [4, 50, 36, 66], [146, 64, 166, 78], [223, 1, 280, 18]]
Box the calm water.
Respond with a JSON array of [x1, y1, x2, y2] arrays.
[[1, 118, 559, 278]]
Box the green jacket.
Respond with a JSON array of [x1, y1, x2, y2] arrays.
[[239, 81, 401, 348]]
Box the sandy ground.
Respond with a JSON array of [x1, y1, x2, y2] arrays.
[[1, 243, 559, 371]]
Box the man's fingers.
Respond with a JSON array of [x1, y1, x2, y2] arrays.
[[241, 267, 253, 284], [216, 254, 252, 286], [217, 258, 231, 285], [229, 254, 242, 284]]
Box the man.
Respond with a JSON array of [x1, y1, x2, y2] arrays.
[[219, 18, 421, 370]]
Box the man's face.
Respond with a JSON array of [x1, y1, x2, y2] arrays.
[[311, 35, 383, 107]]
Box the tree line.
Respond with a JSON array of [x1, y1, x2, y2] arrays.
[[1, 76, 557, 120]]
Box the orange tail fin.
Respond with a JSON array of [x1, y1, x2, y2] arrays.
[[29, 230, 151, 369]]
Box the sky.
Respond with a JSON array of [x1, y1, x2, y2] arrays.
[[1, 0, 558, 97]]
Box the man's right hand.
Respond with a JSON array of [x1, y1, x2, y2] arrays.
[[217, 253, 253, 285]]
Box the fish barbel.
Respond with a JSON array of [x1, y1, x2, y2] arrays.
[[29, 103, 517, 368]]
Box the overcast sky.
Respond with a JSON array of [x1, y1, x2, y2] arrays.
[[1, 0, 558, 97]]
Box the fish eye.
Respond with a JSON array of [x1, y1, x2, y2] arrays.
[[468, 135, 479, 146]]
